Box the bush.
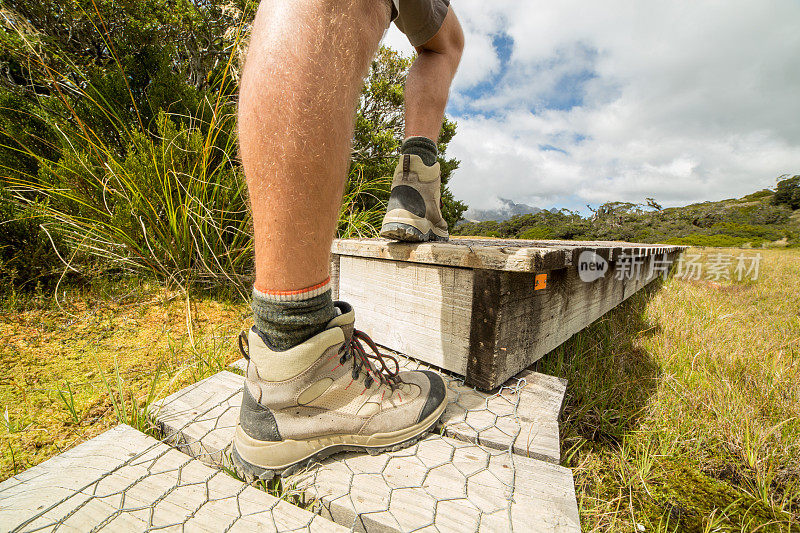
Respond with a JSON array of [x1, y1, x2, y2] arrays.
[[708, 222, 783, 241], [773, 175, 800, 210], [0, 187, 65, 290], [665, 234, 759, 248], [518, 226, 554, 240], [741, 189, 773, 202]]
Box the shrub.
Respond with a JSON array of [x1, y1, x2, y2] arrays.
[[518, 226, 554, 240], [665, 234, 758, 248], [708, 222, 783, 241], [0, 186, 65, 290], [773, 175, 800, 210], [741, 189, 773, 202]]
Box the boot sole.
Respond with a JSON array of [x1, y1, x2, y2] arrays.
[[380, 222, 449, 242], [380, 210, 449, 242], [230, 400, 446, 482]]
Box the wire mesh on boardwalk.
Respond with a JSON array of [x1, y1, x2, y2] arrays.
[[1, 350, 575, 532]]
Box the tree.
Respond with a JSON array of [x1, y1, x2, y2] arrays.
[[646, 197, 663, 211], [773, 175, 800, 210]]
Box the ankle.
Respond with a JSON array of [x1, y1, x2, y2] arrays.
[[251, 279, 336, 351], [401, 136, 437, 166]]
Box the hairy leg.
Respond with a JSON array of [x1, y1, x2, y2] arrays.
[[239, 0, 391, 292], [233, 2, 450, 476], [404, 7, 464, 141]]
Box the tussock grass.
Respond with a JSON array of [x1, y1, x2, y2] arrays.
[[1, 6, 389, 295], [2, 6, 254, 293], [338, 170, 392, 239], [535, 248, 799, 531]]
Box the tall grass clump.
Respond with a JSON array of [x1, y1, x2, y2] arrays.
[[34, 106, 253, 289], [338, 170, 391, 238], [536, 249, 800, 531], [1, 5, 254, 293], [1, 4, 425, 295]]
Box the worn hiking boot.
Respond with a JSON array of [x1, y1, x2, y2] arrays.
[[231, 301, 447, 480], [380, 154, 449, 242]]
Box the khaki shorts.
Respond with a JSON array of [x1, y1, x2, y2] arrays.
[[390, 0, 450, 47]]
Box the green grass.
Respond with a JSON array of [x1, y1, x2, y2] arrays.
[[0, 277, 249, 479], [534, 248, 799, 531], [55, 381, 80, 425]]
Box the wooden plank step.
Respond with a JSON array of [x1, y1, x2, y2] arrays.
[[295, 434, 578, 532], [151, 371, 580, 532], [0, 425, 346, 532], [229, 357, 566, 464]]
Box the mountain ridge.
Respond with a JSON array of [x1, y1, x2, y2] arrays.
[[462, 197, 546, 222], [453, 178, 800, 247]]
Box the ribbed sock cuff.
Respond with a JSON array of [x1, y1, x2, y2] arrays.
[[253, 278, 331, 302], [401, 136, 438, 166], [251, 279, 336, 351]]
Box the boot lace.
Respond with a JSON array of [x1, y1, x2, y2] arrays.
[[339, 329, 402, 391], [237, 328, 403, 391]]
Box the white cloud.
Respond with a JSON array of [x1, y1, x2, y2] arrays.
[[381, 2, 504, 91], [383, 0, 800, 211]]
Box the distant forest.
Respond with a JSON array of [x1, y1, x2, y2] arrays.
[[454, 175, 800, 248]]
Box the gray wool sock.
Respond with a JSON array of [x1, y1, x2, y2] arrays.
[[401, 136, 438, 166], [251, 285, 336, 351]]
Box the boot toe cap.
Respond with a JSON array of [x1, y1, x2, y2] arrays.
[[417, 370, 447, 423]]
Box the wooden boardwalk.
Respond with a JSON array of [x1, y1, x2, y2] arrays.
[[152, 357, 579, 532], [332, 238, 685, 389], [0, 425, 344, 532], [0, 355, 579, 532]]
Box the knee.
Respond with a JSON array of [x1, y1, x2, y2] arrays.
[[441, 22, 463, 72], [417, 8, 464, 69], [447, 15, 464, 60], [446, 34, 464, 73]]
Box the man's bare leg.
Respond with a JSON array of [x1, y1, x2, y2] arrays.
[[404, 7, 464, 141], [239, 0, 391, 349], [233, 0, 449, 478], [379, 7, 463, 242], [240, 0, 390, 294]]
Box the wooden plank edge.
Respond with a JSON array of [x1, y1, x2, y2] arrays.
[[332, 239, 688, 273], [332, 239, 570, 272]]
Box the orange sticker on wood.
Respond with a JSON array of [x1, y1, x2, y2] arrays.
[[534, 273, 548, 290]]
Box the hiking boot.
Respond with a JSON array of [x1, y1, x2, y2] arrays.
[[380, 154, 449, 242], [231, 301, 447, 480]]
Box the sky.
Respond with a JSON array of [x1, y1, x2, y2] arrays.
[[381, 0, 800, 213]]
